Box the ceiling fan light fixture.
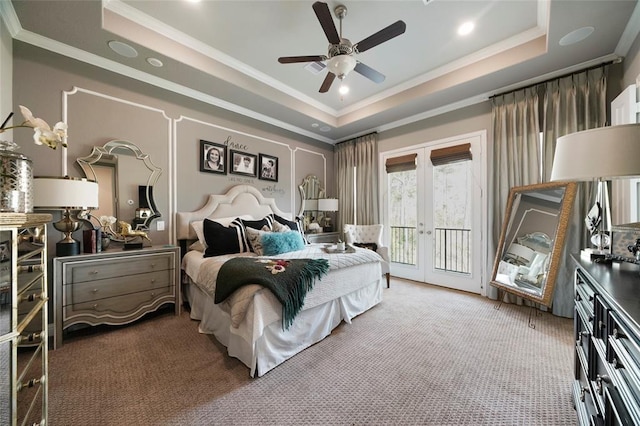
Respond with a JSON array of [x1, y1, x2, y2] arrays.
[[339, 84, 350, 95], [327, 54, 356, 79]]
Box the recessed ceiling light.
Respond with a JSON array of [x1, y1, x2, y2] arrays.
[[559, 26, 595, 46], [319, 126, 331, 132], [108, 40, 138, 58], [458, 21, 474, 36], [311, 123, 319, 128], [146, 57, 163, 67]]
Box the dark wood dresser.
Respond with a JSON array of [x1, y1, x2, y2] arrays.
[[572, 253, 640, 425]]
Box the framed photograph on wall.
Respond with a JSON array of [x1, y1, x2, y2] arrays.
[[258, 154, 278, 182], [200, 140, 227, 174], [230, 150, 257, 177]]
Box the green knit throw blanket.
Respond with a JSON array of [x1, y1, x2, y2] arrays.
[[215, 257, 330, 330]]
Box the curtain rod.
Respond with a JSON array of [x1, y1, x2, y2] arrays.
[[335, 131, 378, 147], [489, 60, 617, 99]]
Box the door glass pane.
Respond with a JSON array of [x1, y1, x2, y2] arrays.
[[388, 169, 417, 265], [432, 160, 472, 274]]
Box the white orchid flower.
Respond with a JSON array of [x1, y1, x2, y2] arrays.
[[17, 105, 68, 149]]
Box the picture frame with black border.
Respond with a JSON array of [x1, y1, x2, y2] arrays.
[[258, 154, 278, 182], [230, 150, 257, 177], [200, 140, 227, 174]]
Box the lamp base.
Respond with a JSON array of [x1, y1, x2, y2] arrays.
[[581, 248, 610, 262], [56, 239, 80, 257]]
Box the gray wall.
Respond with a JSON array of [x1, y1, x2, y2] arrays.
[[12, 42, 335, 246]]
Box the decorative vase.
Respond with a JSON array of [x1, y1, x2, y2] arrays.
[[101, 236, 111, 251], [0, 141, 33, 213]]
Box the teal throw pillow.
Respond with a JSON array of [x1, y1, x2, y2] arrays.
[[262, 231, 305, 256]]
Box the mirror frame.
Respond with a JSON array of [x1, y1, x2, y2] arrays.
[[77, 139, 162, 229], [490, 181, 577, 307], [297, 175, 326, 217]]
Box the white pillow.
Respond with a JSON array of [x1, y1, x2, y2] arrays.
[[190, 215, 252, 249], [271, 220, 291, 233]]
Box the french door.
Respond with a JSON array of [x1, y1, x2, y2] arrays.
[[381, 132, 486, 294]]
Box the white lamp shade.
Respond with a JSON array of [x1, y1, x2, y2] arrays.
[[318, 198, 339, 212], [304, 199, 318, 211], [34, 177, 99, 210], [550, 123, 640, 181]]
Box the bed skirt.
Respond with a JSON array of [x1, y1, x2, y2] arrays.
[[185, 263, 383, 377]]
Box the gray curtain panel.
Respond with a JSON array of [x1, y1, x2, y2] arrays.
[[489, 65, 608, 317]]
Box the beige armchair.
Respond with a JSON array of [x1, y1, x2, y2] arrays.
[[343, 224, 390, 288]]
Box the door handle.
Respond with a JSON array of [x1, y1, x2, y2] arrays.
[[426, 231, 432, 235]]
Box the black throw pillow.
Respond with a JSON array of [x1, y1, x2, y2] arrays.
[[270, 214, 308, 244], [354, 242, 378, 252], [203, 218, 245, 257]]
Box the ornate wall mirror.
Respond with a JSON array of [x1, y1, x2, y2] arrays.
[[297, 175, 326, 230], [491, 181, 577, 307], [77, 140, 162, 230]]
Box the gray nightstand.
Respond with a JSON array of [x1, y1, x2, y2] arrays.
[[306, 232, 340, 244], [53, 246, 180, 348]]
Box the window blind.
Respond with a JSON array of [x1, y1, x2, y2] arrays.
[[430, 143, 472, 166], [385, 153, 417, 173]]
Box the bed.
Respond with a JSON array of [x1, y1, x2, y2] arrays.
[[176, 185, 384, 377]]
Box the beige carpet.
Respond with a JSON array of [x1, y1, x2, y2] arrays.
[[48, 278, 576, 425]]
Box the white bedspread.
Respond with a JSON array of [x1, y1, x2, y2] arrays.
[[182, 244, 382, 326]]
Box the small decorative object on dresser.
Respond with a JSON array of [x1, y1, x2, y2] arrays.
[[53, 246, 180, 348]]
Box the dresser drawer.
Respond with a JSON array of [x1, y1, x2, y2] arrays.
[[576, 272, 595, 319], [16, 343, 44, 424], [64, 269, 171, 305], [576, 309, 592, 370], [573, 361, 600, 425], [65, 285, 174, 317], [65, 253, 173, 284]]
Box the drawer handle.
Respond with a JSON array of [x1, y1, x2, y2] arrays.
[[580, 386, 590, 402], [19, 292, 44, 303], [150, 279, 156, 284], [150, 263, 156, 268], [612, 327, 626, 340], [89, 270, 99, 275], [92, 288, 99, 293], [150, 292, 156, 297], [92, 303, 99, 310], [599, 320, 606, 330], [18, 331, 42, 343], [577, 331, 590, 344], [17, 376, 42, 392], [596, 374, 610, 395]]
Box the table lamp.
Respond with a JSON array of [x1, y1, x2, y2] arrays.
[[550, 123, 640, 259], [33, 177, 99, 256], [318, 198, 339, 231]]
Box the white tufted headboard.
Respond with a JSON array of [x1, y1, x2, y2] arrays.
[[176, 185, 292, 241]]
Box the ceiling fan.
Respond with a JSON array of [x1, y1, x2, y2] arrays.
[[278, 1, 407, 93]]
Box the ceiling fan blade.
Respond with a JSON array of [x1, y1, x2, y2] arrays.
[[278, 55, 327, 64], [313, 1, 340, 45], [355, 20, 407, 53], [354, 62, 385, 84], [319, 72, 336, 93]]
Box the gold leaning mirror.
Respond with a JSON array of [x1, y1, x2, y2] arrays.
[[491, 181, 577, 307]]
